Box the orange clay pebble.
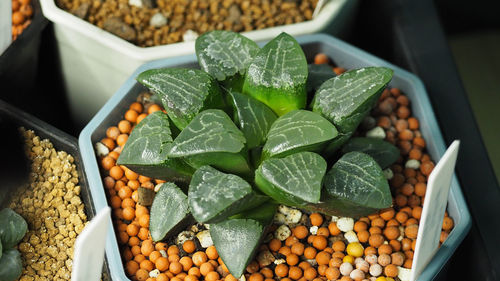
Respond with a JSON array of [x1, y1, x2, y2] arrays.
[[140, 259, 154, 271], [130, 102, 143, 113], [364, 247, 377, 256], [371, 217, 385, 228], [226, 274, 238, 281], [420, 161, 435, 176], [128, 237, 140, 247], [288, 266, 303, 280], [405, 224, 419, 239], [384, 264, 398, 278], [379, 208, 395, 221], [378, 244, 393, 255], [314, 53, 329, 64], [304, 247, 317, 259], [442, 216, 454, 231], [206, 245, 218, 260], [329, 257, 342, 268], [200, 262, 215, 276], [400, 183, 414, 196], [192, 251, 208, 266], [412, 206, 422, 219], [298, 261, 312, 270], [368, 234, 384, 248], [249, 272, 264, 281], [386, 219, 399, 228], [136, 113, 148, 124], [369, 226, 382, 235], [148, 104, 162, 114], [134, 254, 146, 263], [139, 214, 150, 228], [141, 240, 154, 256], [189, 267, 201, 277], [183, 240, 196, 253], [285, 236, 299, 247], [126, 260, 139, 275], [287, 254, 299, 266], [125, 109, 139, 123], [148, 250, 161, 263], [395, 211, 409, 224], [269, 238, 281, 252], [325, 267, 340, 280], [122, 207, 135, 220], [261, 267, 273, 278], [391, 252, 405, 266], [312, 235, 327, 250], [317, 227, 330, 237], [109, 166, 124, 180], [390, 240, 402, 252], [275, 264, 289, 277], [357, 230, 369, 243], [315, 251, 331, 265], [317, 264, 328, 275], [304, 267, 317, 280], [415, 182, 427, 196], [206, 271, 219, 281], [309, 213, 324, 226], [116, 134, 129, 147], [328, 222, 341, 236], [185, 275, 197, 281], [179, 256, 193, 271], [136, 269, 149, 281], [291, 242, 305, 256], [383, 226, 400, 240], [118, 120, 132, 134], [169, 261, 183, 274], [353, 221, 367, 232], [279, 246, 292, 256]]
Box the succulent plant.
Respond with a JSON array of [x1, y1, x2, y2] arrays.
[[117, 31, 399, 278], [0, 208, 28, 281]]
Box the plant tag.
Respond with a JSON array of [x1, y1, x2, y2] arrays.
[[71, 207, 111, 281], [0, 0, 12, 55], [409, 141, 460, 281], [312, 0, 328, 18]]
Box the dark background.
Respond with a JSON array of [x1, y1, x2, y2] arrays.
[[1, 0, 499, 279]]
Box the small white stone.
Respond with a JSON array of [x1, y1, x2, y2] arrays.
[[128, 0, 142, 7], [150, 13, 167, 27], [274, 259, 286, 265], [176, 231, 195, 245], [366, 126, 386, 139], [398, 226, 405, 241], [350, 269, 365, 280], [398, 266, 412, 281], [94, 142, 109, 157], [183, 29, 199, 42], [273, 213, 287, 225], [204, 224, 210, 229], [405, 159, 421, 169], [331, 215, 339, 222], [365, 254, 378, 265], [340, 262, 353, 276], [369, 264, 382, 277], [149, 269, 160, 278], [274, 225, 291, 241], [354, 257, 365, 265], [278, 205, 302, 224], [239, 275, 246, 281], [154, 183, 162, 192], [306, 259, 318, 267], [160, 250, 167, 257], [309, 225, 318, 235], [196, 230, 213, 248], [344, 230, 359, 243], [337, 217, 354, 232], [383, 168, 394, 180]]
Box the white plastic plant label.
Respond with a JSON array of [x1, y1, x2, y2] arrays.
[[312, 0, 327, 18], [72, 207, 111, 281], [0, 0, 12, 55], [410, 140, 460, 281]]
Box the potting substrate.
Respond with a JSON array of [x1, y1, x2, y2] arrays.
[[91, 57, 453, 281], [12, 0, 34, 41]]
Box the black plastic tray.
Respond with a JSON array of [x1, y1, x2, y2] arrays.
[[0, 99, 110, 280]]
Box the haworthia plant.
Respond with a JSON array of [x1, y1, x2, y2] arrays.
[[341, 137, 400, 169], [196, 30, 260, 91], [210, 204, 276, 278], [228, 92, 277, 149], [242, 33, 308, 116], [308, 151, 392, 217], [312, 67, 393, 151], [137, 68, 226, 130], [135, 30, 397, 279], [117, 111, 195, 183], [168, 109, 251, 175], [0, 208, 28, 281], [255, 152, 327, 206], [0, 249, 23, 281], [149, 183, 191, 242], [188, 166, 268, 223], [262, 110, 338, 159]]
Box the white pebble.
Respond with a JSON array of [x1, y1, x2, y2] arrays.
[[369, 264, 382, 277], [154, 183, 162, 192], [177, 231, 195, 245], [344, 230, 359, 243], [128, 0, 142, 7], [405, 159, 421, 169], [306, 259, 318, 266], [94, 142, 109, 157], [149, 269, 160, 278], [398, 266, 412, 281], [183, 29, 199, 42], [160, 250, 167, 257], [350, 269, 365, 280], [274, 225, 291, 241], [239, 275, 246, 281], [365, 254, 378, 265], [366, 126, 386, 139], [356, 260, 370, 273], [150, 13, 167, 27], [196, 230, 213, 248], [274, 259, 286, 265], [331, 215, 339, 222], [337, 217, 354, 232], [204, 223, 210, 229], [383, 168, 394, 180], [278, 205, 302, 224], [340, 262, 353, 276], [398, 226, 405, 241], [273, 213, 287, 225], [354, 257, 365, 265], [309, 226, 318, 235]]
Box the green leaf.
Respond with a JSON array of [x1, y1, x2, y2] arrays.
[[150, 183, 191, 242], [312, 67, 393, 134], [228, 92, 277, 149], [0, 208, 27, 249], [0, 237, 2, 259], [306, 64, 336, 93], [137, 68, 226, 130], [262, 110, 338, 159], [211, 204, 275, 278], [195, 30, 260, 89], [0, 249, 23, 281], [168, 109, 251, 175], [117, 111, 195, 183], [242, 32, 308, 116], [255, 152, 327, 206], [308, 151, 392, 217], [188, 166, 267, 223], [341, 137, 400, 169]]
